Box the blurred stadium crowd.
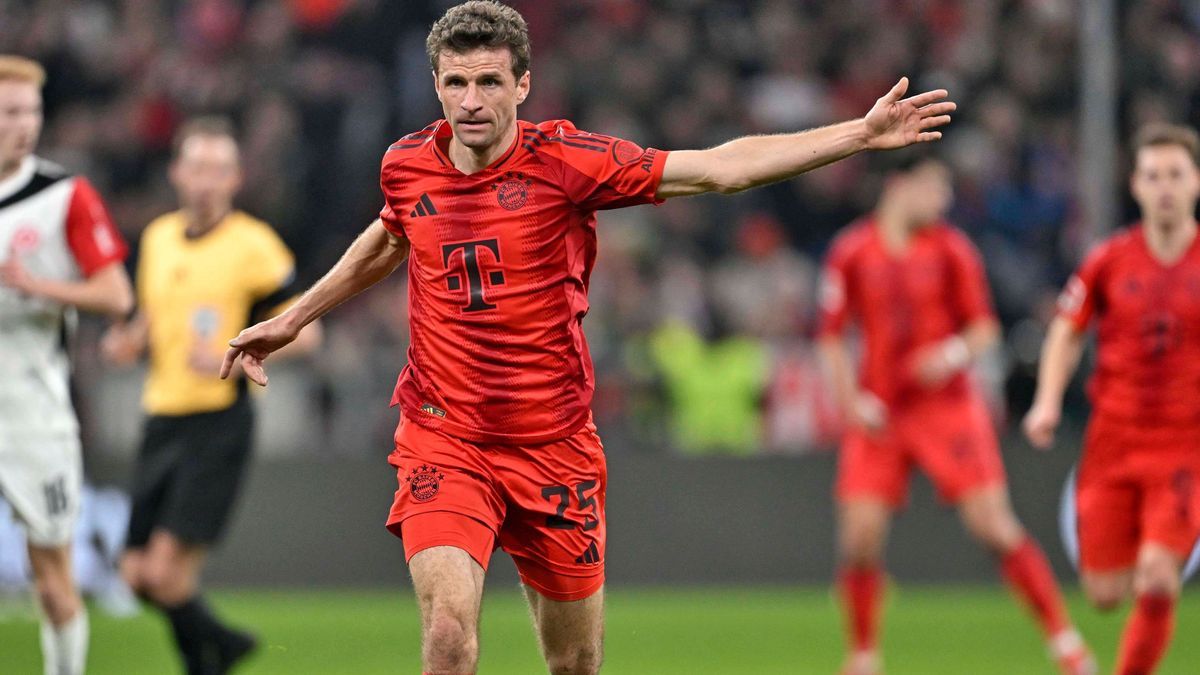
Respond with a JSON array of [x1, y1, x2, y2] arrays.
[[3, 0, 1199, 456]]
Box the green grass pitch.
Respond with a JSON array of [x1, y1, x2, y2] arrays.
[[1, 586, 1198, 673]]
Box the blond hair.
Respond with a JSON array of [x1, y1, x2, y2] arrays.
[[0, 55, 46, 86]]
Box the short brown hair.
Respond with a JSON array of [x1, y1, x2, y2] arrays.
[[1133, 123, 1200, 167], [172, 116, 237, 158], [0, 55, 46, 87], [426, 1, 531, 78]]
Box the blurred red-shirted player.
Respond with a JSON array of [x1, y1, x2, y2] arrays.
[[220, 2, 956, 673], [820, 156, 1093, 675], [1025, 123, 1200, 675]]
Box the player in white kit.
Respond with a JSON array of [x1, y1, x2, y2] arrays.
[[0, 55, 132, 675]]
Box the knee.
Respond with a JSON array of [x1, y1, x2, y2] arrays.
[[1086, 589, 1125, 612], [138, 558, 190, 605], [120, 555, 145, 594], [32, 575, 79, 624], [426, 611, 478, 671], [839, 526, 885, 567], [1083, 578, 1129, 612], [545, 642, 602, 675], [28, 552, 79, 624], [964, 509, 1024, 554], [1134, 553, 1182, 598]]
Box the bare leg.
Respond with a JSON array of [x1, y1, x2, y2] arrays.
[[409, 546, 486, 674], [1080, 569, 1133, 612], [123, 529, 254, 674], [1115, 543, 1182, 674], [523, 585, 604, 675], [28, 542, 87, 675], [958, 485, 1094, 674], [837, 499, 892, 675]]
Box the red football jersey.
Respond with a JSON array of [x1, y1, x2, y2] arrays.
[[1058, 224, 1200, 424], [818, 218, 995, 406], [379, 119, 668, 444]]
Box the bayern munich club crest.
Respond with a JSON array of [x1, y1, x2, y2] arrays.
[[407, 464, 446, 503], [491, 171, 532, 211], [612, 139, 644, 166]]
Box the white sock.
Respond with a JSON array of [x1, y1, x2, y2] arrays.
[[39, 608, 89, 675]]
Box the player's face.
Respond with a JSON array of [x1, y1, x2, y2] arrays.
[[169, 134, 242, 219], [1131, 144, 1200, 225], [0, 80, 42, 174], [903, 162, 953, 227], [434, 47, 530, 152]]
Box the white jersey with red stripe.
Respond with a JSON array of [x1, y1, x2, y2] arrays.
[[0, 155, 127, 438]]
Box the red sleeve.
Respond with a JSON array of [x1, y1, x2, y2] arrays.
[[379, 201, 406, 239], [65, 177, 128, 276], [547, 122, 669, 211], [945, 229, 995, 325], [1057, 242, 1109, 331], [817, 237, 855, 338]]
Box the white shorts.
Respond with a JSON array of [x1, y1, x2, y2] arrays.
[[0, 435, 82, 547]]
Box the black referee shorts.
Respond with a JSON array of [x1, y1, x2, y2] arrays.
[[126, 394, 254, 548]]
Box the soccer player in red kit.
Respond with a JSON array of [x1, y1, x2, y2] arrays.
[[219, 2, 954, 672], [820, 157, 1093, 675], [1024, 123, 1200, 675]]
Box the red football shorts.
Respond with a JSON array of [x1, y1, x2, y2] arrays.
[[1073, 414, 1200, 573], [836, 393, 1005, 507], [386, 413, 607, 602]]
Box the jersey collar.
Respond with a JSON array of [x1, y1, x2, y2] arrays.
[[432, 120, 523, 175], [0, 155, 37, 203]]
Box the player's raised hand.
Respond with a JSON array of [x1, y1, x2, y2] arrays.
[[1022, 401, 1060, 450], [220, 313, 301, 386], [863, 77, 956, 149]]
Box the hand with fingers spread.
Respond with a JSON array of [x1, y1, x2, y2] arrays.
[[220, 313, 302, 386], [863, 77, 956, 150]]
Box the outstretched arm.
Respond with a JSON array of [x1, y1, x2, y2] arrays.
[[220, 218, 409, 385], [657, 77, 954, 198], [1022, 317, 1086, 449]]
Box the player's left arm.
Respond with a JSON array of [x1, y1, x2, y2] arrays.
[[0, 177, 134, 317], [0, 257, 133, 318], [656, 77, 954, 199]]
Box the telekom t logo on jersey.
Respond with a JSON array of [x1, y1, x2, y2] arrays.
[[441, 239, 505, 312]]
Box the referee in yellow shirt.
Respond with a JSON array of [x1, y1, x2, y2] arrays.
[[102, 117, 321, 674]]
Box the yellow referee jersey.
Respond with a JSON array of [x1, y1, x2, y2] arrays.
[[138, 210, 295, 416]]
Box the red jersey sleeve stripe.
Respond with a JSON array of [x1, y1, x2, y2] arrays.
[[65, 177, 128, 277]]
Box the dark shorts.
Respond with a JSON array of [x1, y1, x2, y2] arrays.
[[126, 395, 254, 548]]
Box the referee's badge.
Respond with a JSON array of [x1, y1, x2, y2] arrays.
[[191, 306, 220, 340]]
